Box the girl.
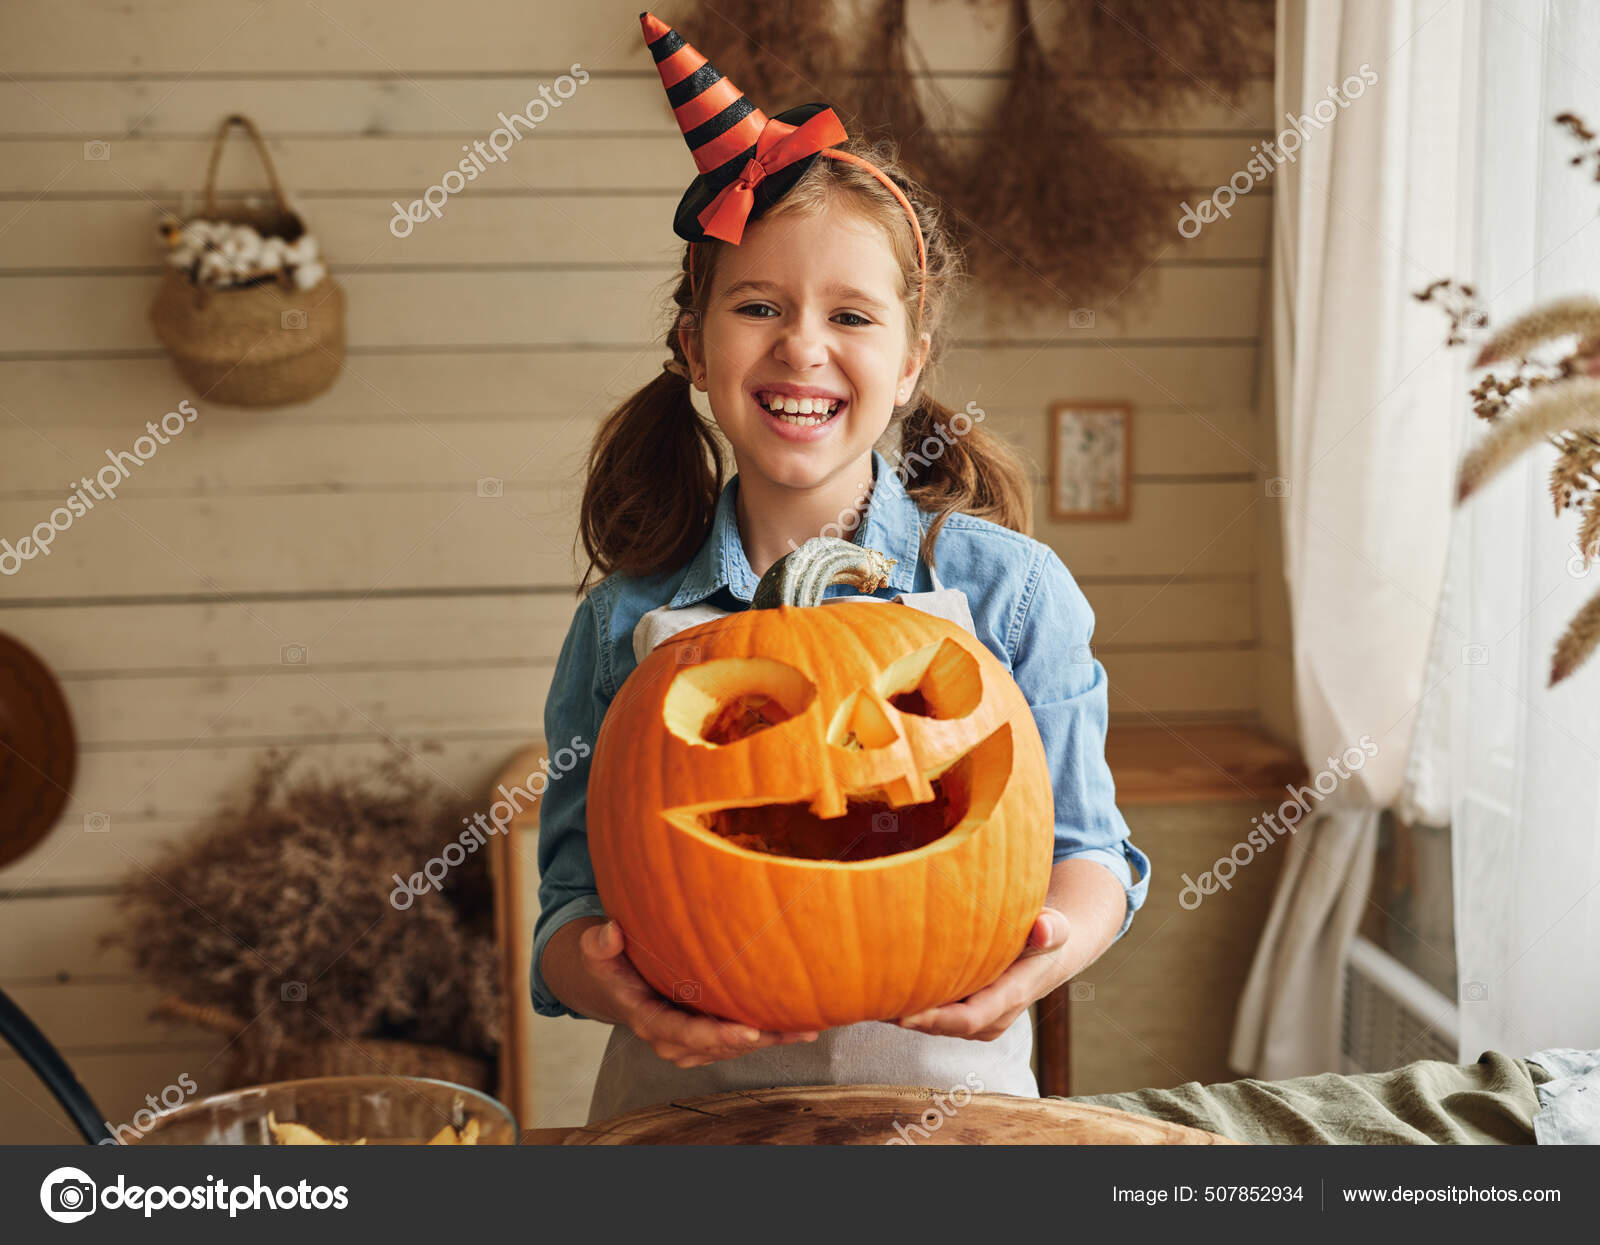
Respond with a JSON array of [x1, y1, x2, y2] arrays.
[[532, 12, 1149, 1124]]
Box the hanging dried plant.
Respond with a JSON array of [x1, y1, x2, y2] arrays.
[[1413, 278, 1486, 346], [686, 0, 1267, 311], [1455, 378, 1600, 503], [1555, 112, 1600, 182], [1551, 581, 1600, 684], [109, 749, 503, 1080], [1473, 295, 1600, 366], [1420, 114, 1600, 686], [946, 3, 1174, 315]]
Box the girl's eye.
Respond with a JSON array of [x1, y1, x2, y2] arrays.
[[734, 305, 874, 327]]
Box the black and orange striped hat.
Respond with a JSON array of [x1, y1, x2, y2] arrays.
[[640, 11, 925, 313]]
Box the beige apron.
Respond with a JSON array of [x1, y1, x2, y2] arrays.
[[586, 561, 1039, 1124]]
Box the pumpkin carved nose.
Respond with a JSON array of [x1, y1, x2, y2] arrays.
[[812, 687, 937, 816], [826, 688, 900, 751]]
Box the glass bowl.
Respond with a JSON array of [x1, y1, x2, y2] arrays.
[[128, 1075, 518, 1145]]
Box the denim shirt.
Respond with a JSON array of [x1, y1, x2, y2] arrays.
[[531, 447, 1151, 1019]]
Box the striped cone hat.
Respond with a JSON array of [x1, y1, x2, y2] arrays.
[[641, 11, 847, 244]]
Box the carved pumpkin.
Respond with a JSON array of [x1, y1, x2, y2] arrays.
[[587, 538, 1054, 1031]]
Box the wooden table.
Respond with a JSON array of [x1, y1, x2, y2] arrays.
[[519, 1084, 1237, 1145], [522, 1126, 576, 1144]]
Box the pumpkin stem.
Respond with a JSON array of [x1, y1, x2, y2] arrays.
[[751, 536, 898, 609]]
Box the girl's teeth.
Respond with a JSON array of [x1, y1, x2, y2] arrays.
[[759, 392, 840, 426]]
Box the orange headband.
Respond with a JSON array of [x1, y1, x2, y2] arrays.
[[688, 149, 928, 324]]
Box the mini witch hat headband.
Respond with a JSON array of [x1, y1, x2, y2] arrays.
[[640, 11, 927, 323]]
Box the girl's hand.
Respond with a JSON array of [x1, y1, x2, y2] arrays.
[[578, 919, 821, 1068], [891, 907, 1073, 1042]]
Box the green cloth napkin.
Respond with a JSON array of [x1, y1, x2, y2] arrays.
[[1062, 1051, 1551, 1145]]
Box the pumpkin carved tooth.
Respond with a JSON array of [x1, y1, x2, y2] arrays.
[[588, 535, 1054, 1031]]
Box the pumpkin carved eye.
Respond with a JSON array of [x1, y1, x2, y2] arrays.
[[876, 638, 982, 720], [827, 638, 982, 750], [663, 657, 815, 747]]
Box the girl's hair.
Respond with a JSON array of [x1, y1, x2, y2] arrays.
[[575, 136, 1032, 595]]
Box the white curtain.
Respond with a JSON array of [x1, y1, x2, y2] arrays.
[[1231, 0, 1479, 1079], [1433, 0, 1600, 1059]]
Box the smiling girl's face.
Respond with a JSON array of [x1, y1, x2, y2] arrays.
[[681, 201, 930, 494]]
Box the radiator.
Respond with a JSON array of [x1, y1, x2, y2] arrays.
[[1340, 935, 1459, 1073]]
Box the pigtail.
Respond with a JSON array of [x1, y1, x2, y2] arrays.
[[895, 393, 1033, 567], [576, 292, 724, 594]]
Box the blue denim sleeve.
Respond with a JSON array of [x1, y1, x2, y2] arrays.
[[529, 590, 613, 1020], [1011, 544, 1150, 941]]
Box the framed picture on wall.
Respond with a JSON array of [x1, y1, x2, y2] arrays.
[[1049, 402, 1131, 521]]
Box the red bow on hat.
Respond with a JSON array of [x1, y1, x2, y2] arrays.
[[695, 108, 849, 245]]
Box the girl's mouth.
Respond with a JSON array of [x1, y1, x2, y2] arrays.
[[751, 389, 846, 441]]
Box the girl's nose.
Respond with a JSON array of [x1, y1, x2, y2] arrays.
[[773, 314, 829, 371]]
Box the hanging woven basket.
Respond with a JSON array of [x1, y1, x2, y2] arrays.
[[149, 114, 346, 408]]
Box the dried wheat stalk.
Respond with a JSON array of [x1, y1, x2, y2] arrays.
[[1420, 112, 1600, 686]]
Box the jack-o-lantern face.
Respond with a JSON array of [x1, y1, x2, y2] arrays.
[[661, 632, 1016, 862], [587, 595, 1054, 1032]]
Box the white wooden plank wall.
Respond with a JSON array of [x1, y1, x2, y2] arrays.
[[0, 0, 1276, 1136]]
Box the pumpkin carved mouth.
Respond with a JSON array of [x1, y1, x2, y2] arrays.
[[666, 722, 1013, 864], [700, 779, 960, 861]]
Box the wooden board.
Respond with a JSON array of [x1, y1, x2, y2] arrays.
[[0, 406, 1259, 488], [0, 196, 1270, 269], [0, 265, 1260, 353], [0, 135, 1266, 197], [0, 481, 1256, 597], [559, 1083, 1238, 1145], [0, 346, 1261, 418], [1107, 723, 1306, 804], [0, 1, 1272, 76], [0, 76, 1274, 137], [42, 736, 526, 826]]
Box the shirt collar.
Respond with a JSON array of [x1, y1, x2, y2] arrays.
[[669, 448, 922, 608]]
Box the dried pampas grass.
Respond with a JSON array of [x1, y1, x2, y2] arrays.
[[1423, 112, 1600, 686], [1551, 589, 1600, 686], [110, 749, 503, 1081], [1473, 295, 1600, 367], [1455, 378, 1600, 502]]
